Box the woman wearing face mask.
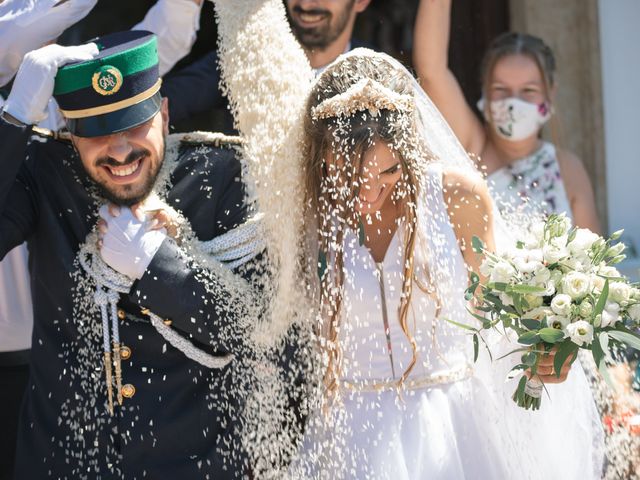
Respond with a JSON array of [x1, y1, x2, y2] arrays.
[[412, 0, 600, 233]]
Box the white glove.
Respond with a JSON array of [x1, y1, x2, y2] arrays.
[[3, 43, 98, 125], [0, 0, 98, 86], [134, 0, 202, 76], [98, 205, 167, 280]]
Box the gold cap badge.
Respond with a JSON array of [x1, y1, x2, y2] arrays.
[[92, 65, 123, 96]]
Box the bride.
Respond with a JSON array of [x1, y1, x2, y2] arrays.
[[293, 49, 604, 479]]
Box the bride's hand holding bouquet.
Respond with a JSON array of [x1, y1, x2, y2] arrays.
[[458, 214, 640, 410]]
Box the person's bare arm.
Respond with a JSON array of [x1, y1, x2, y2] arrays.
[[443, 169, 574, 383], [413, 0, 485, 155], [442, 168, 495, 274], [557, 149, 601, 234]]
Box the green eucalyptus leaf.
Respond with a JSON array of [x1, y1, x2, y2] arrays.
[[472, 236, 485, 254], [473, 334, 479, 363], [489, 282, 509, 292], [509, 284, 547, 294], [553, 341, 579, 378], [518, 331, 541, 345], [522, 352, 537, 367], [594, 280, 610, 317], [521, 318, 541, 331], [608, 330, 640, 351], [599, 332, 610, 353], [592, 336, 605, 368], [496, 347, 531, 361], [444, 317, 478, 332], [539, 328, 565, 344]]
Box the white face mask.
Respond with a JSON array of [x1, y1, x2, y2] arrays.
[[477, 97, 551, 141]]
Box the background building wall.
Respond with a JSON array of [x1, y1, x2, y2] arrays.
[[509, 0, 608, 231], [598, 0, 640, 274]]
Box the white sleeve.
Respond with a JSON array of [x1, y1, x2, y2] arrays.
[[133, 0, 203, 76], [0, 0, 97, 86]]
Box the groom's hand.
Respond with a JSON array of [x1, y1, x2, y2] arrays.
[[3, 43, 97, 125], [97, 204, 167, 280]]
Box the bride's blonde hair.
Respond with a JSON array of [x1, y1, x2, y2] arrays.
[[303, 53, 436, 395]]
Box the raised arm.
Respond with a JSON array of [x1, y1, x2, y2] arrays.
[[0, 43, 98, 259], [134, 0, 204, 76], [413, 0, 485, 155], [0, 116, 39, 260], [0, 0, 97, 86]]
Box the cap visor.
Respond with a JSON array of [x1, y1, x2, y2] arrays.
[[65, 92, 162, 138]]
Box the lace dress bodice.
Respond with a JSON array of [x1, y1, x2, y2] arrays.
[[488, 142, 572, 219]]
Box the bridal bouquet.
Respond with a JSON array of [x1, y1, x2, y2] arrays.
[[461, 214, 640, 410]]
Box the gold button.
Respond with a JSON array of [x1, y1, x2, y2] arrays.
[[163, 319, 172, 326], [117, 309, 126, 320], [121, 384, 136, 398], [120, 346, 132, 360], [140, 308, 150, 316]]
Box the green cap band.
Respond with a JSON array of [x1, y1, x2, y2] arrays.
[[54, 36, 158, 96]]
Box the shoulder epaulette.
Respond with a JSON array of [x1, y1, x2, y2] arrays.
[[31, 126, 72, 143], [177, 131, 244, 148]]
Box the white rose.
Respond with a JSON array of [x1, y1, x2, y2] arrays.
[[527, 222, 545, 247], [548, 215, 572, 238], [609, 282, 631, 304], [550, 270, 563, 288], [600, 302, 621, 328], [532, 267, 551, 285], [513, 249, 544, 274], [628, 304, 640, 322], [579, 300, 594, 319], [526, 307, 552, 321], [524, 294, 544, 309], [590, 274, 606, 294], [565, 320, 594, 346], [598, 265, 621, 279], [562, 272, 591, 300], [542, 281, 557, 297], [551, 294, 573, 316], [543, 243, 569, 264], [490, 261, 516, 284], [568, 229, 600, 255], [548, 314, 570, 331], [563, 255, 589, 273]]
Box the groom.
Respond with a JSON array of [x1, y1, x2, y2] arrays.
[[0, 31, 263, 478]]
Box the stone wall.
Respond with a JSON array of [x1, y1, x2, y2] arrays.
[[510, 0, 608, 228]]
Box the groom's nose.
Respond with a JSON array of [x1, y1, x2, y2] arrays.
[[105, 133, 133, 163]]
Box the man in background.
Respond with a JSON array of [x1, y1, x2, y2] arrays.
[[161, 0, 372, 128]]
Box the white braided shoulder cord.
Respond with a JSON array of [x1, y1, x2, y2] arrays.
[[199, 213, 265, 268], [79, 215, 264, 371]]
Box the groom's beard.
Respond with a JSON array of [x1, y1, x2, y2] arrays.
[[88, 147, 163, 207], [289, 0, 355, 50]]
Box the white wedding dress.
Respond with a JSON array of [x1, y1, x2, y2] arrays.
[[294, 164, 603, 479]]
